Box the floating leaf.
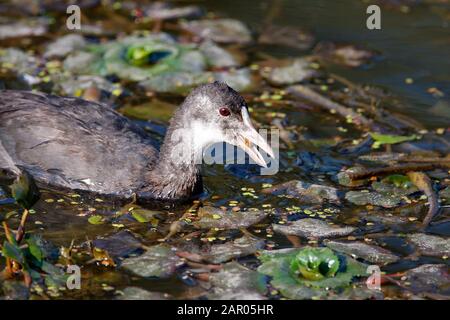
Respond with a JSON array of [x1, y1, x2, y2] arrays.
[[92, 247, 116, 267], [125, 44, 172, 67], [369, 133, 418, 149], [88, 215, 105, 225], [381, 174, 412, 189], [131, 208, 160, 226], [290, 247, 340, 281], [258, 247, 367, 299], [10, 171, 40, 209]]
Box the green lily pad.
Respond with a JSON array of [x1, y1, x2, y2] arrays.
[[381, 174, 412, 189], [290, 247, 340, 281], [375, 174, 417, 195], [257, 247, 367, 299], [88, 215, 105, 225], [63, 34, 251, 93], [125, 44, 174, 67], [130, 208, 160, 226], [369, 133, 418, 149]]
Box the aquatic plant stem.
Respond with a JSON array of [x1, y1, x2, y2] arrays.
[[2, 222, 13, 277], [406, 171, 440, 228], [15, 208, 29, 243], [2, 221, 14, 244]]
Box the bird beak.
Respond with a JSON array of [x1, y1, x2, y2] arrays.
[[235, 108, 275, 168]]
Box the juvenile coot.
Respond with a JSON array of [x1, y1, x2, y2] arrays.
[[0, 82, 274, 202]]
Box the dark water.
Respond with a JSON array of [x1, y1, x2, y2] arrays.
[[205, 0, 450, 128], [207, 0, 450, 127], [0, 0, 449, 299]]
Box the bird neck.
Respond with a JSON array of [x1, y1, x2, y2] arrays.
[[144, 110, 204, 199]]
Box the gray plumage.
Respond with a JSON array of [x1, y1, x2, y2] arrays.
[[0, 82, 249, 203]]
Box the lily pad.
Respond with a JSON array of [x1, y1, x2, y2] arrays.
[[325, 240, 399, 265], [381, 174, 413, 189], [93, 35, 203, 81], [63, 34, 235, 93], [194, 206, 268, 230], [273, 218, 356, 239], [406, 233, 450, 257], [203, 235, 265, 264], [289, 247, 340, 281], [129, 208, 161, 226], [257, 247, 367, 299], [371, 176, 418, 197], [369, 132, 418, 149], [120, 244, 182, 278], [88, 215, 105, 225]]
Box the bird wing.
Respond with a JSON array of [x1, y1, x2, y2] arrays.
[[0, 90, 159, 196]]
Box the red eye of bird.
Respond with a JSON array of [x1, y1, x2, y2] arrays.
[[219, 107, 231, 117]]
